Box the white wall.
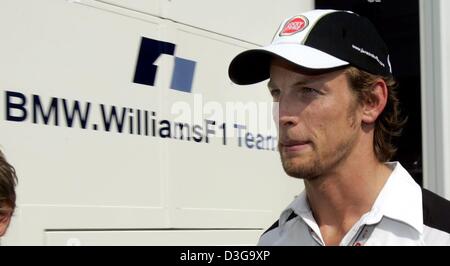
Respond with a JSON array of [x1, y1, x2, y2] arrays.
[[420, 0, 450, 199]]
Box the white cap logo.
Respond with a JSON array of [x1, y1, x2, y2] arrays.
[[279, 16, 309, 36]]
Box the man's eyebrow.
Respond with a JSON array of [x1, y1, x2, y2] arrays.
[[267, 78, 316, 90], [292, 80, 311, 87]]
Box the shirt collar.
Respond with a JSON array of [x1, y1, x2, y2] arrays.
[[279, 190, 310, 228], [371, 162, 423, 234], [278, 162, 423, 234]]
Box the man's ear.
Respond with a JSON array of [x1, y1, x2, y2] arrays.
[[0, 212, 12, 237], [361, 80, 388, 124]]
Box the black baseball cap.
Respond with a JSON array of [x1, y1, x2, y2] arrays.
[[229, 9, 392, 85]]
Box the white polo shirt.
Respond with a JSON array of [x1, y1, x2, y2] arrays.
[[258, 162, 450, 246]]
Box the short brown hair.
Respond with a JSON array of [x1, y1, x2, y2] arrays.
[[0, 149, 18, 215], [345, 67, 407, 162]]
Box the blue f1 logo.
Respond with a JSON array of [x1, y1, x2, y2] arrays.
[[133, 37, 196, 93]]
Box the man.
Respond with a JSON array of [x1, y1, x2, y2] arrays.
[[229, 9, 450, 245], [0, 149, 17, 237]]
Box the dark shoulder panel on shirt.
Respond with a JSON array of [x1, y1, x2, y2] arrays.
[[422, 188, 450, 234], [262, 212, 298, 236]]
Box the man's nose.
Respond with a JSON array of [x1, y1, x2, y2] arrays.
[[276, 97, 299, 128]]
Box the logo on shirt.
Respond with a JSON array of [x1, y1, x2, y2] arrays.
[[280, 16, 309, 36]]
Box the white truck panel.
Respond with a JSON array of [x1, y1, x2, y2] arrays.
[[0, 0, 305, 245], [100, 0, 314, 45]]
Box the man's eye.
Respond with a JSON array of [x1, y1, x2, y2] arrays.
[[298, 87, 321, 96], [302, 87, 318, 94]]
